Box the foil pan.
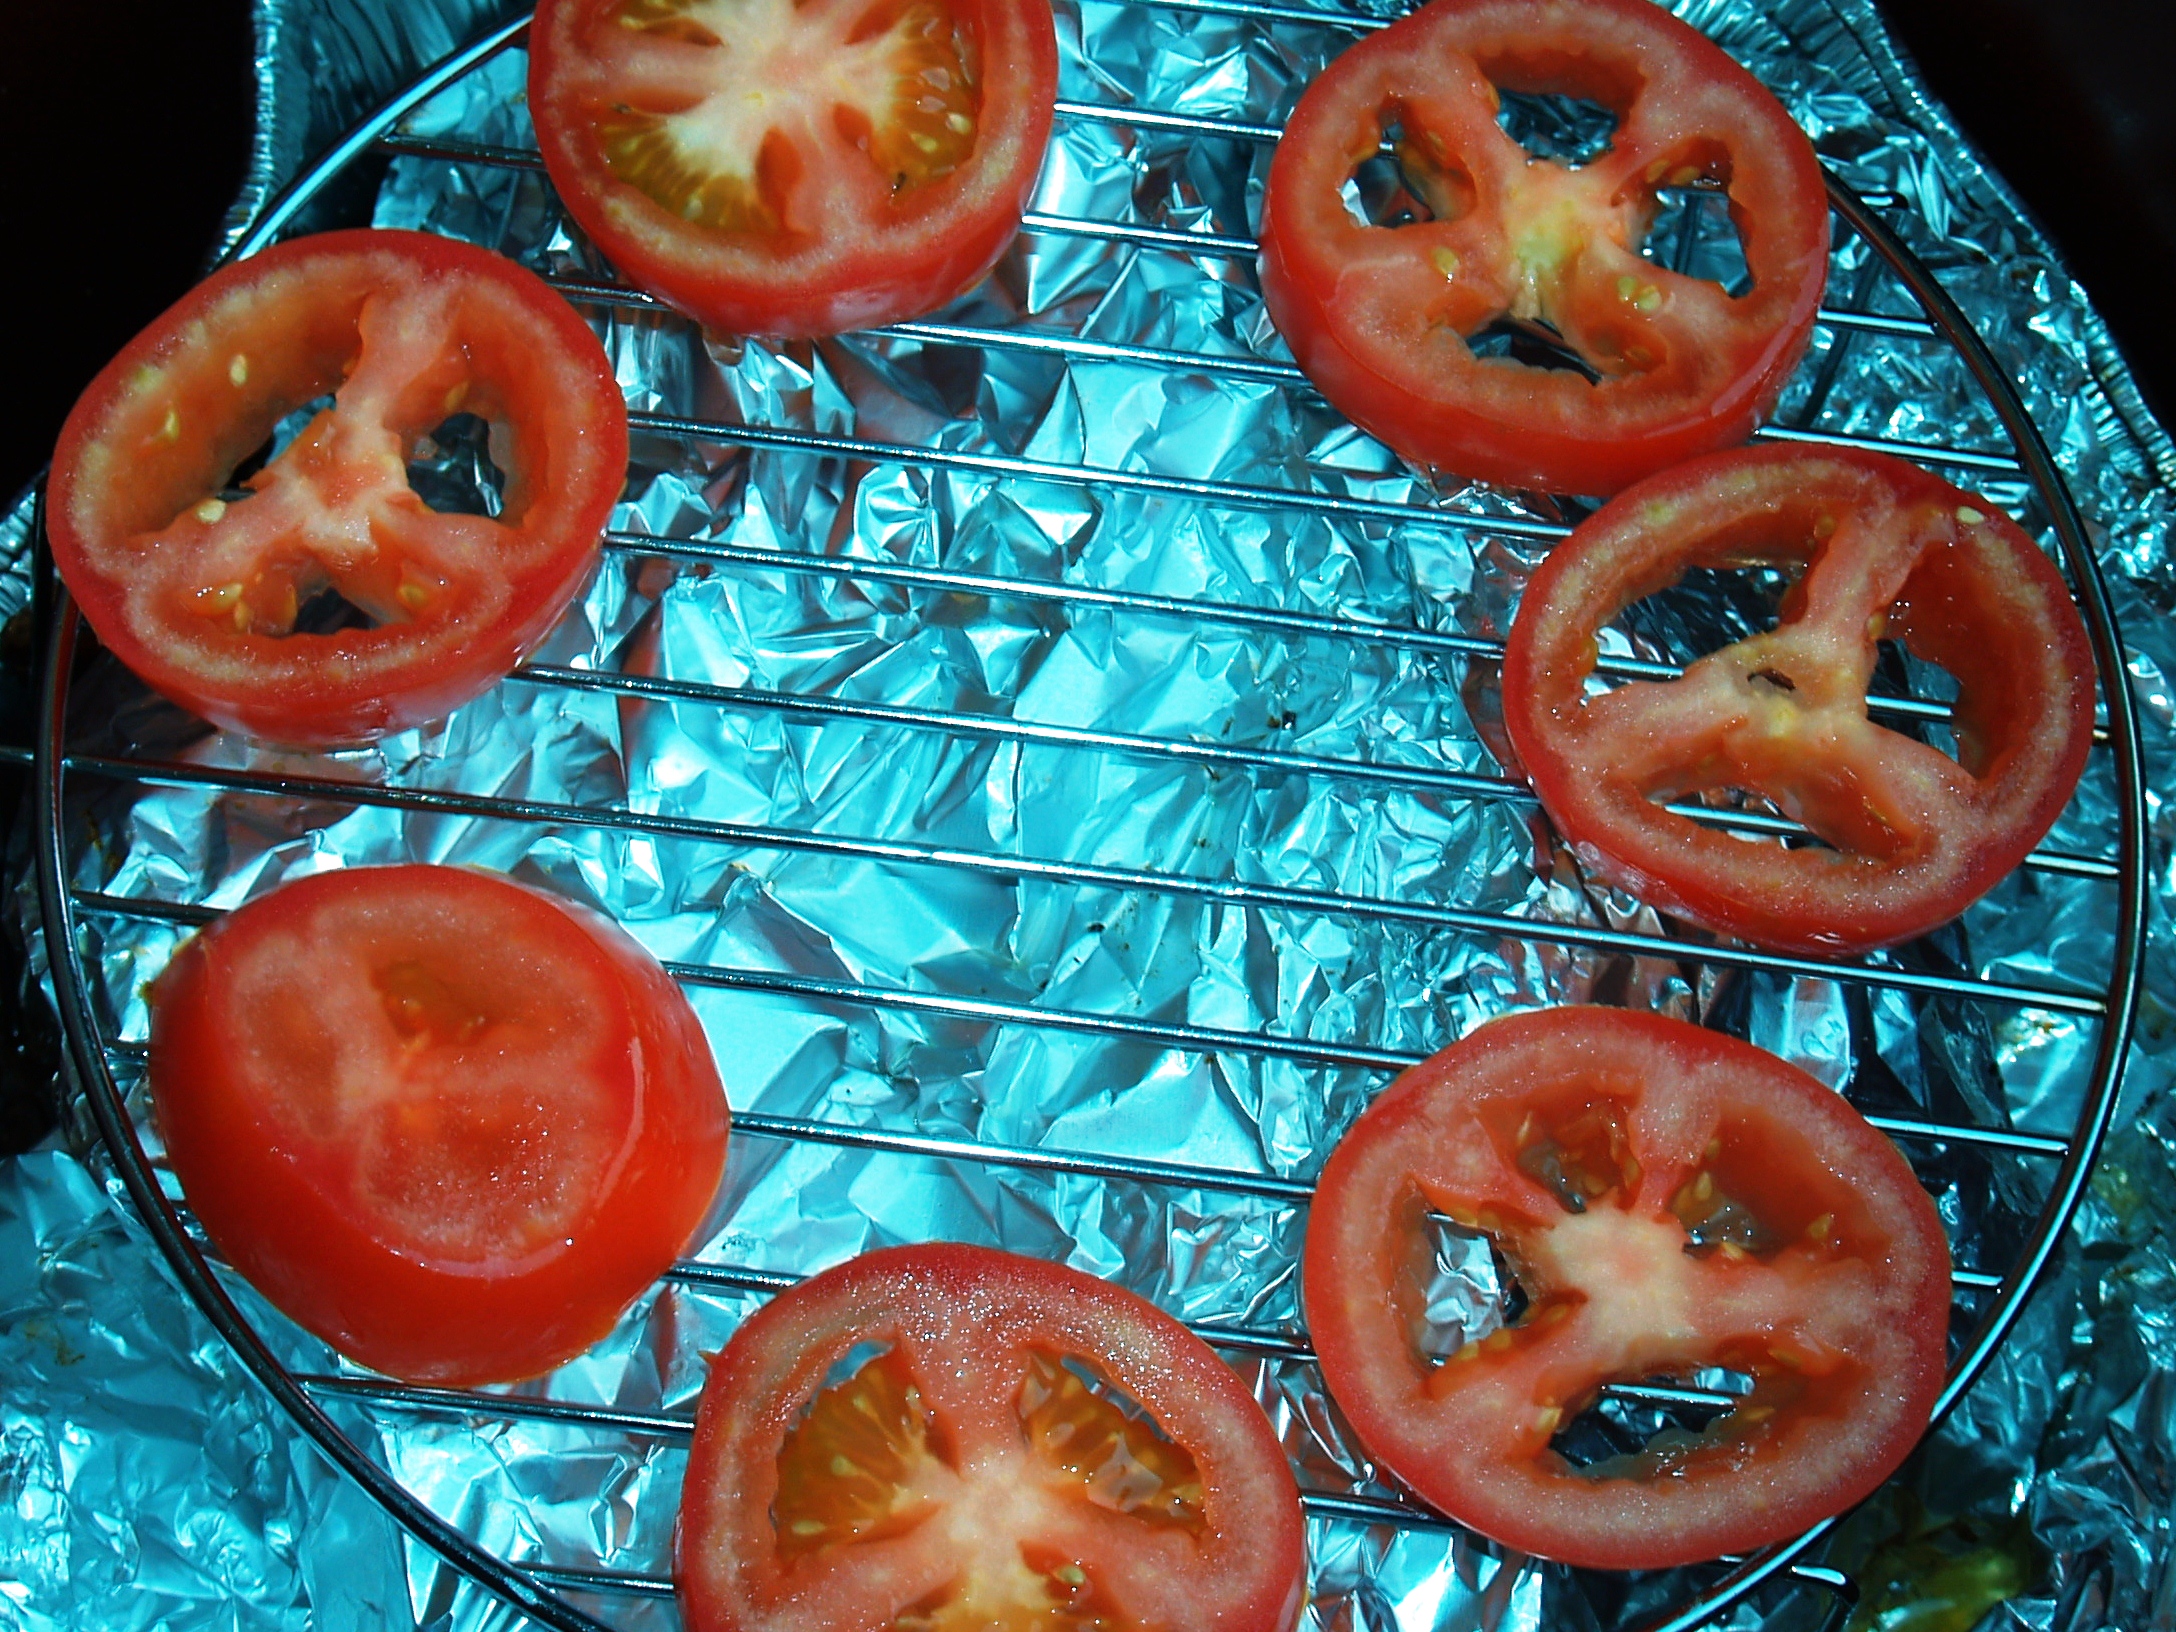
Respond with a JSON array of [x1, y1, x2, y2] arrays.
[[4, 0, 2173, 1628]]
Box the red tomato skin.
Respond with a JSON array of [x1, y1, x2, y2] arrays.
[[1257, 0, 1829, 496], [1305, 1007, 1952, 1571], [46, 229, 627, 747], [1499, 443, 2096, 954], [678, 1242, 1307, 1632], [149, 865, 728, 1387], [528, 0, 1057, 338]]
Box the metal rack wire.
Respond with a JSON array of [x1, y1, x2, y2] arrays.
[[32, 5, 2149, 1631]]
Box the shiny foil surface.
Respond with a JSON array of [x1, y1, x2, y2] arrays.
[[4, 0, 2174, 1628]]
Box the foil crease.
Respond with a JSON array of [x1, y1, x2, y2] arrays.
[[5, 0, 2175, 1628]]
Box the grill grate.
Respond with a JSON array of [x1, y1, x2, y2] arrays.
[[32, 5, 2149, 1632]]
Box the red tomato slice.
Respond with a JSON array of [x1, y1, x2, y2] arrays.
[[1499, 443, 2096, 955], [45, 229, 627, 746], [528, 0, 1057, 337], [678, 1243, 1306, 1632], [148, 864, 729, 1387], [1305, 1007, 1951, 1571], [1257, 0, 1829, 495]]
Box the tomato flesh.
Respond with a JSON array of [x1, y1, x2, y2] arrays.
[[149, 865, 729, 1386], [1499, 443, 2097, 954], [677, 1244, 1305, 1632], [1257, 0, 1830, 495], [1305, 1007, 1952, 1571], [530, 0, 1057, 337], [44, 230, 627, 745]]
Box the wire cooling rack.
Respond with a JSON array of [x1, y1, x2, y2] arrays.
[[32, 5, 2150, 1631]]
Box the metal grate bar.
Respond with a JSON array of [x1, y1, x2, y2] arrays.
[[304, 1373, 692, 1439], [550, 264, 1934, 352], [518, 660, 2115, 872], [1020, 207, 1263, 258], [625, 408, 1573, 537], [67, 767, 2112, 1017], [1107, 0, 1387, 32], [625, 404, 2031, 534], [1053, 95, 1285, 145], [595, 530, 2125, 784], [1757, 422, 2020, 475], [662, 958, 2106, 1056], [518, 1564, 676, 1600], [96, 1027, 2068, 1217], [520, 660, 1516, 799], [733, 1110, 1318, 1201]]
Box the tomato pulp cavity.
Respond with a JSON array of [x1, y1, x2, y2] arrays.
[[1305, 1007, 1951, 1570], [678, 1243, 1306, 1632], [45, 229, 627, 746], [529, 0, 1058, 337], [149, 865, 729, 1387], [1258, 0, 1829, 495], [1500, 443, 2096, 955]]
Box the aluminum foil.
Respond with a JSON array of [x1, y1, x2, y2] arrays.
[[5, 0, 2175, 1628]]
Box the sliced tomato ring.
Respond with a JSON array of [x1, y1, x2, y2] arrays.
[[1499, 443, 2097, 954], [148, 864, 730, 1386], [529, 0, 1057, 337], [1304, 1007, 1952, 1571], [677, 1243, 1306, 1632], [44, 229, 627, 746], [1257, 0, 1830, 495]]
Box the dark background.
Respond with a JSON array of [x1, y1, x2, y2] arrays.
[[0, 0, 2168, 1151], [3, 0, 2173, 507]]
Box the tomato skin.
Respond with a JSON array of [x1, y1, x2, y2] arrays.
[[678, 1242, 1306, 1632], [45, 229, 627, 746], [1499, 443, 2096, 955], [1257, 0, 1829, 495], [148, 865, 728, 1387], [528, 0, 1057, 338], [1305, 1007, 1951, 1571]]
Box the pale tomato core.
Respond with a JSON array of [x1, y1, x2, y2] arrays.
[[218, 890, 623, 1263], [590, 0, 980, 237], [772, 1347, 1205, 1631]]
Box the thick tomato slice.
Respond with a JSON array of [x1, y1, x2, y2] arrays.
[[1257, 0, 1829, 496], [45, 229, 627, 746], [1499, 443, 2096, 955], [528, 0, 1057, 337], [148, 865, 729, 1387], [678, 1243, 1306, 1632], [1305, 1007, 1951, 1571]]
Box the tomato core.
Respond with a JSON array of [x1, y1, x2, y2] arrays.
[[769, 1344, 1207, 1630], [591, 0, 980, 239]]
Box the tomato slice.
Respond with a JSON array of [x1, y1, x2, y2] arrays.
[[1256, 0, 1829, 496], [677, 1243, 1306, 1632], [528, 0, 1057, 337], [45, 229, 627, 746], [1305, 1007, 1951, 1571], [1498, 443, 2096, 955], [148, 865, 729, 1386]]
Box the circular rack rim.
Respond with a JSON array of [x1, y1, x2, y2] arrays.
[[31, 7, 2151, 1631]]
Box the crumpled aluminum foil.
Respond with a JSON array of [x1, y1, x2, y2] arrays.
[[4, 0, 2174, 1628]]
